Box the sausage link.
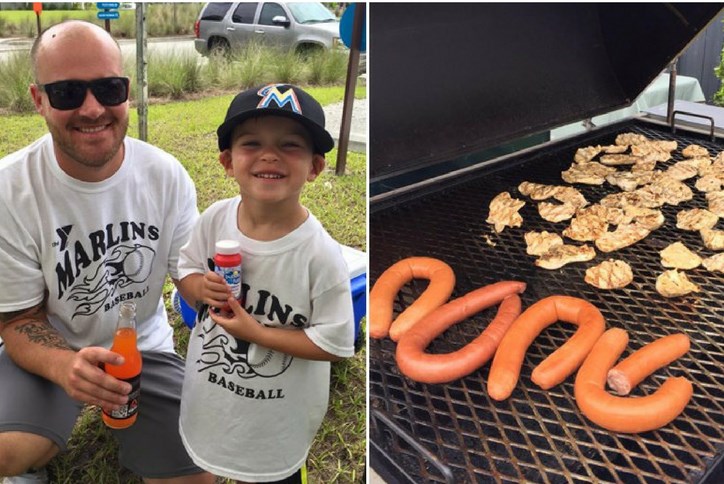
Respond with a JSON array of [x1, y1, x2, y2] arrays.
[[395, 281, 526, 384], [575, 328, 693, 433], [606, 333, 690, 396], [487, 295, 606, 401], [370, 257, 456, 341]]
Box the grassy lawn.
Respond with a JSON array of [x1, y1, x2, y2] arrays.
[[0, 86, 366, 483]]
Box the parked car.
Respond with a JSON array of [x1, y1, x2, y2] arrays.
[[194, 2, 342, 56]]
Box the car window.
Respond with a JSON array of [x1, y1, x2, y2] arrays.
[[287, 2, 336, 24], [259, 2, 286, 26], [231, 2, 258, 24], [200, 2, 232, 21]]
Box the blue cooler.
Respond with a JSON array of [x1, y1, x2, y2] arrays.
[[173, 244, 367, 339]]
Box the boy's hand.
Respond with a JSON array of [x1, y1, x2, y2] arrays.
[[209, 296, 262, 342], [202, 270, 233, 311]]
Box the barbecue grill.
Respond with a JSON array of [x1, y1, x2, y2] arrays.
[[368, 4, 724, 483]]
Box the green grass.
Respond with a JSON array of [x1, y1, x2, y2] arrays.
[[0, 87, 366, 483]]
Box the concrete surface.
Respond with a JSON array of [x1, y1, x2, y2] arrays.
[[323, 93, 367, 153]]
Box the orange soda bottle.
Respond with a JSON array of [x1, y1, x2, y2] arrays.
[[102, 301, 142, 429]]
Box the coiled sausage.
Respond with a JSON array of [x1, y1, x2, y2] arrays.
[[606, 332, 690, 396], [395, 281, 526, 384], [487, 295, 606, 401], [370, 257, 456, 341], [575, 328, 693, 433]]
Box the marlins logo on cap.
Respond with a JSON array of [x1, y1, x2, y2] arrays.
[[216, 83, 335, 154], [257, 85, 302, 114]]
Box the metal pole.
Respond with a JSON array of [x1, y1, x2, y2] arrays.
[[136, 3, 148, 141], [335, 3, 365, 176], [667, 58, 678, 126]]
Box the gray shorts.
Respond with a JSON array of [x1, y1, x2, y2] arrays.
[[0, 345, 203, 478]]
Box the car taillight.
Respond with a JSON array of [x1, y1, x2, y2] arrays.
[[194, 20, 200, 38]]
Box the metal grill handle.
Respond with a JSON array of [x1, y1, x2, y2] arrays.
[[671, 110, 716, 142]]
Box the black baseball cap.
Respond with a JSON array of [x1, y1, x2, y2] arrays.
[[217, 83, 335, 155]]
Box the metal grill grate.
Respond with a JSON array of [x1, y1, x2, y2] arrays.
[[369, 120, 724, 483]]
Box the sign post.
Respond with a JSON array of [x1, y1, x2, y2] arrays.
[[33, 3, 42, 37], [96, 2, 120, 33]]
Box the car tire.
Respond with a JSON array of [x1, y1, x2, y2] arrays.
[[209, 37, 231, 57], [296, 43, 324, 58]]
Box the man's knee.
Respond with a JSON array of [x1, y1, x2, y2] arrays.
[[0, 432, 59, 476]]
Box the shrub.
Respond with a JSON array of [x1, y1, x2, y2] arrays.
[[0, 52, 35, 113]]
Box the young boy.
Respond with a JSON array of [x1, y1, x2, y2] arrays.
[[176, 84, 355, 483]]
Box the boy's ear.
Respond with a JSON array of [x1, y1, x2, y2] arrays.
[[219, 150, 234, 176], [307, 154, 326, 181]]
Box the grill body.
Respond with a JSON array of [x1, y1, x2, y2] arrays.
[[369, 120, 724, 483]]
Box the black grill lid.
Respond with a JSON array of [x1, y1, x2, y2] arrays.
[[369, 3, 724, 181]]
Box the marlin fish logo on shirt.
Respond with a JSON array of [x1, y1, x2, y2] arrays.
[[53, 222, 158, 317]]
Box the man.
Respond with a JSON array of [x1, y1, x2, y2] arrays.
[[0, 20, 214, 484]]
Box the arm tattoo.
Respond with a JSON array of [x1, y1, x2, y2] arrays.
[[1, 294, 71, 351], [14, 319, 72, 350]]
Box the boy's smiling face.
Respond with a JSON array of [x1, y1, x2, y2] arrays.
[[220, 115, 326, 207]]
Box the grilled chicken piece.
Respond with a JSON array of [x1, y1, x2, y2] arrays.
[[538, 202, 577, 223], [676, 208, 719, 231], [577, 204, 626, 225], [574, 145, 602, 164], [615, 132, 648, 146], [701, 228, 724, 251], [595, 223, 650, 253], [599, 154, 641, 166], [584, 259, 634, 289], [702, 253, 724, 272], [606, 170, 656, 192], [561, 162, 616, 185], [486, 192, 526, 233], [681, 144, 709, 158], [518, 182, 561, 200], [535, 244, 596, 270], [622, 206, 665, 231], [706, 190, 724, 217], [602, 144, 629, 154], [518, 182, 588, 207], [695, 174, 722, 193], [630, 140, 676, 162], [631, 157, 658, 172], [660, 242, 702, 270], [563, 211, 609, 242], [524, 231, 564, 256], [656, 270, 700, 298], [666, 160, 699, 181], [637, 175, 693, 207]]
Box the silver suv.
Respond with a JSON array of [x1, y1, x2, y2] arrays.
[[194, 2, 341, 56]]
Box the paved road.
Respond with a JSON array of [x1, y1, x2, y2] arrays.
[[0, 35, 199, 61]]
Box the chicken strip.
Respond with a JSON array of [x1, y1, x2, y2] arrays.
[[595, 223, 650, 253], [660, 242, 702, 270], [563, 211, 609, 242], [656, 270, 700, 298], [702, 253, 724, 272], [701, 228, 724, 251], [561, 162, 616, 185], [615, 132, 648, 146], [538, 202, 577, 223], [706, 190, 724, 217], [486, 192, 526, 233], [524, 231, 564, 256], [676, 208, 719, 231], [574, 145, 602, 164], [681, 144, 709, 158], [535, 244, 596, 270], [584, 259, 634, 290], [695, 174, 722, 193]]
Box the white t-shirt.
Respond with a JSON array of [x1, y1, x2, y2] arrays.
[[177, 196, 355, 482], [0, 134, 199, 352]]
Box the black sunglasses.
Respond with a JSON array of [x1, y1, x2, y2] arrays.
[[37, 77, 130, 110]]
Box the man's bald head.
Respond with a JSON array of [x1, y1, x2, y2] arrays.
[[31, 20, 122, 83]]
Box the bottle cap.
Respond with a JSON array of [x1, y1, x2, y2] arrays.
[[119, 301, 136, 319], [215, 239, 241, 255]]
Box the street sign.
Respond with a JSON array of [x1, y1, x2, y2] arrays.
[[96, 2, 120, 8], [97, 11, 120, 20]]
